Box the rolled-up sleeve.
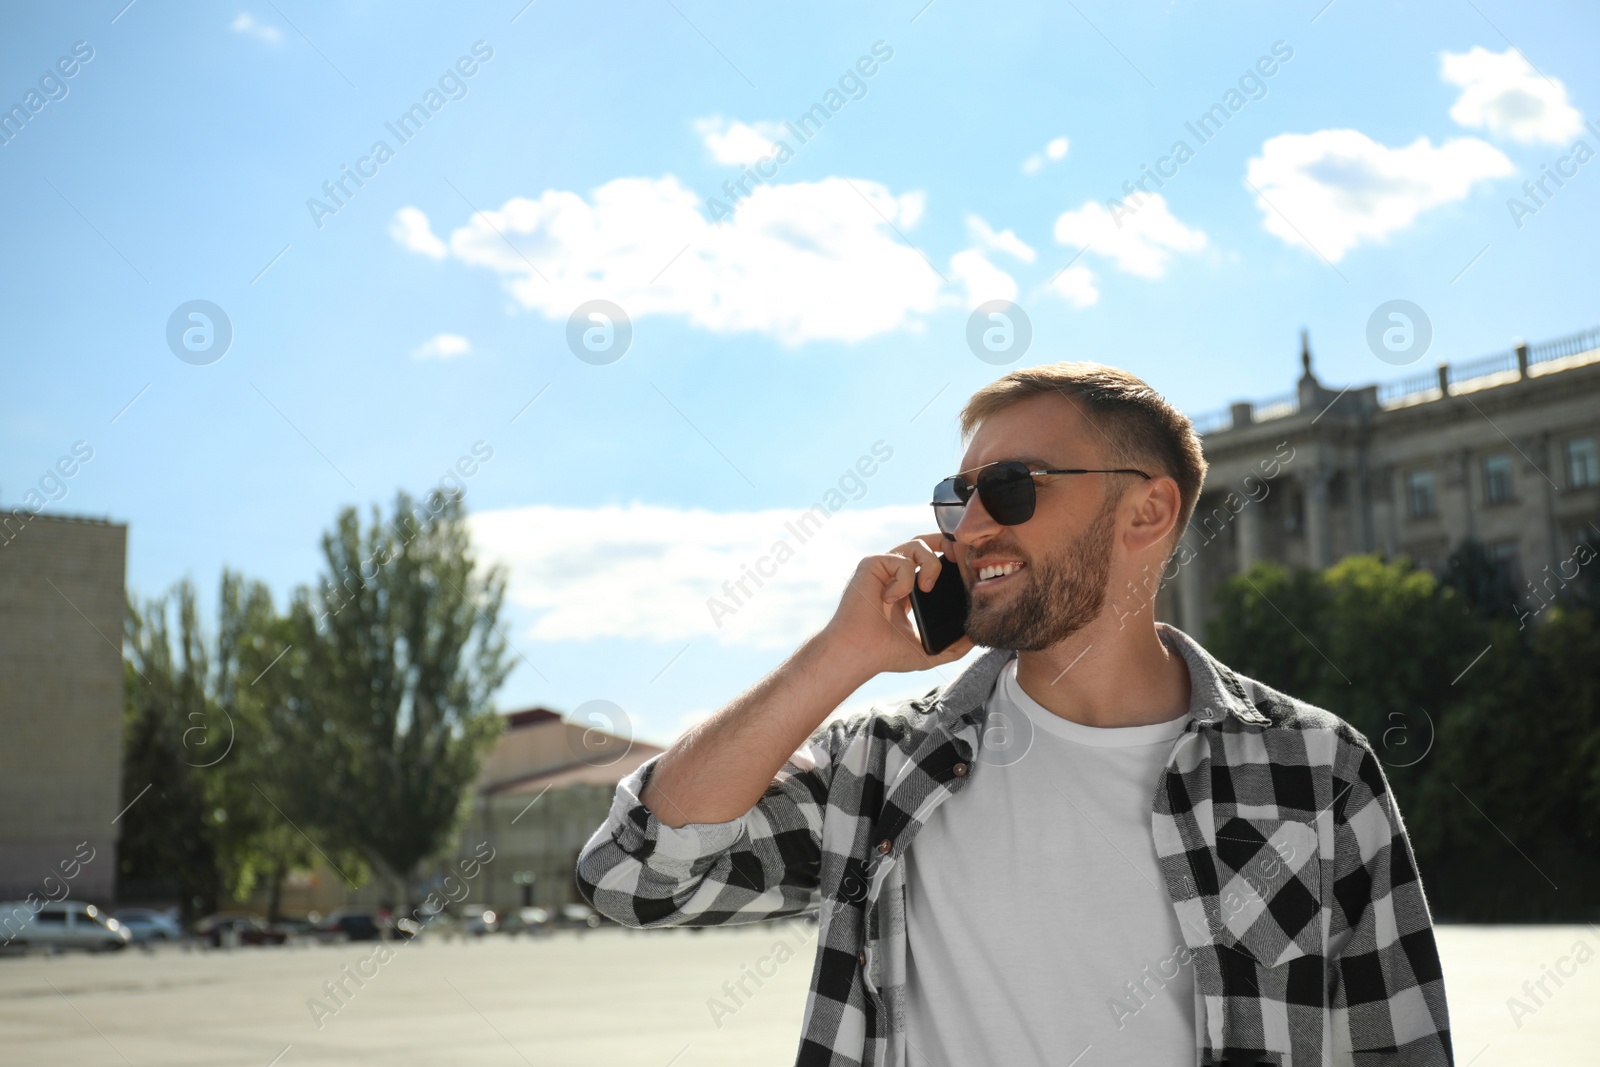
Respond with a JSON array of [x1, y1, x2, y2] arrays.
[[574, 716, 859, 929]]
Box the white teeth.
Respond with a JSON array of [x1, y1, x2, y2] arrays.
[[977, 562, 1022, 581]]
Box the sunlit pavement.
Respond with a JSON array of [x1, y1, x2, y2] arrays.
[[0, 923, 1593, 1065]]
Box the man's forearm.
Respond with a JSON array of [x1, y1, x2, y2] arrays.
[[640, 628, 877, 828]]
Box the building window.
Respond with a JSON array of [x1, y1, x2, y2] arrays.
[[1406, 469, 1437, 519], [1562, 525, 1597, 565], [1488, 538, 1522, 588], [1567, 437, 1598, 489], [1483, 453, 1514, 505]]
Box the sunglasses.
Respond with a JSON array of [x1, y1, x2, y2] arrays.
[[930, 460, 1151, 539]]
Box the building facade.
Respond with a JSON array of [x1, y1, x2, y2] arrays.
[[456, 707, 663, 914], [1160, 325, 1600, 641], [252, 706, 662, 917], [0, 513, 128, 904]]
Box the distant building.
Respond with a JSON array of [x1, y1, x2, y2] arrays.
[[455, 707, 663, 913], [255, 706, 663, 917], [1160, 325, 1600, 640], [0, 513, 127, 904]]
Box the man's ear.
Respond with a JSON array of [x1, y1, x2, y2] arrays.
[[1123, 475, 1181, 555]]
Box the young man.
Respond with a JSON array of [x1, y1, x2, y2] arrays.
[[576, 364, 1453, 1067]]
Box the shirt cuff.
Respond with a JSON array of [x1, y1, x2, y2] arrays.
[[607, 752, 749, 880]]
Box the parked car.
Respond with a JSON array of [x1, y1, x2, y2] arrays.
[[458, 907, 498, 937], [193, 913, 288, 948], [1, 901, 131, 952], [497, 906, 549, 936], [554, 903, 603, 930], [314, 910, 385, 942], [265, 915, 318, 939], [112, 907, 183, 943]]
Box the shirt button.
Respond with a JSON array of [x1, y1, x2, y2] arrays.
[[877, 839, 892, 855], [952, 762, 969, 777], [858, 949, 867, 967]]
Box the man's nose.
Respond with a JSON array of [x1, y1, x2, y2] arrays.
[[951, 491, 1001, 545]]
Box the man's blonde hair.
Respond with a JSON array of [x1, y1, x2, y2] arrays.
[[959, 361, 1208, 550]]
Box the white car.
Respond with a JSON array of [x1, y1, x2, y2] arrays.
[[112, 908, 184, 943], [1, 901, 131, 951]]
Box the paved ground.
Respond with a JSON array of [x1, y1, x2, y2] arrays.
[[0, 922, 1594, 1065]]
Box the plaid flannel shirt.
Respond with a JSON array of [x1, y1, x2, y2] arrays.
[[575, 624, 1453, 1066]]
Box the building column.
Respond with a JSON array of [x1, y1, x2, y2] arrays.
[[1304, 469, 1332, 569], [1236, 497, 1262, 572], [1178, 538, 1206, 642], [1537, 432, 1559, 566], [1357, 446, 1375, 553], [1373, 466, 1397, 559], [1455, 449, 1476, 543]]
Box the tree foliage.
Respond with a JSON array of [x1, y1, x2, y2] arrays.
[[118, 583, 223, 921], [1208, 545, 1600, 921], [117, 488, 509, 915], [280, 489, 510, 903]]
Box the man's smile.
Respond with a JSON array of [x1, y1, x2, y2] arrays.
[[971, 559, 1026, 590]]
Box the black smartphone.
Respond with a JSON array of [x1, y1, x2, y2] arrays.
[[909, 554, 969, 655]]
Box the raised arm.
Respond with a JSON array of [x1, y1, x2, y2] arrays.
[[575, 534, 971, 928], [642, 533, 971, 828]]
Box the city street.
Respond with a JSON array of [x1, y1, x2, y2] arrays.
[[0, 923, 1594, 1065]]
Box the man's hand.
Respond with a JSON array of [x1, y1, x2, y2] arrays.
[[819, 532, 975, 676], [637, 532, 974, 829]]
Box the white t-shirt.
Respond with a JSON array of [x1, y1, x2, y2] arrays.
[[902, 658, 1196, 1067]]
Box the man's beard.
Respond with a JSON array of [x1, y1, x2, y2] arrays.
[[963, 498, 1118, 651]]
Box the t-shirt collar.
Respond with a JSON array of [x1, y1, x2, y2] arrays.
[[926, 623, 1269, 730]]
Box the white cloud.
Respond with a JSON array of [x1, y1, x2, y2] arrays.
[[469, 502, 931, 648], [1244, 129, 1514, 262], [694, 116, 788, 165], [1022, 135, 1070, 175], [1048, 264, 1099, 308], [1441, 46, 1585, 145], [948, 215, 1034, 307], [950, 249, 1018, 307], [231, 12, 283, 45], [965, 214, 1036, 263], [1052, 194, 1206, 278], [412, 333, 471, 360], [433, 175, 945, 346], [389, 206, 448, 259]]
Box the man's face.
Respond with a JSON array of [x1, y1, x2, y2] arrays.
[[946, 394, 1128, 651]]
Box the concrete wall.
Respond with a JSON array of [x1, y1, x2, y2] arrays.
[[0, 513, 127, 904]]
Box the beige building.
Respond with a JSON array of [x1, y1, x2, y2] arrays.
[[1160, 325, 1600, 640], [455, 707, 663, 913], [0, 512, 127, 904], [255, 707, 662, 917]]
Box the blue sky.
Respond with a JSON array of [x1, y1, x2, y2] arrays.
[[3, 0, 1596, 747]]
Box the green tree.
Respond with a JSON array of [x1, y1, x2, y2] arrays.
[[210, 570, 336, 920], [283, 489, 511, 906], [1207, 549, 1600, 921], [1417, 605, 1600, 918], [1439, 537, 1518, 624], [1209, 555, 1476, 747], [118, 573, 347, 921], [118, 582, 224, 921]]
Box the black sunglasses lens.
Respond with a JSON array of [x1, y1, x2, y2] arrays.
[[931, 477, 967, 538], [931, 476, 968, 506], [978, 462, 1037, 526]]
